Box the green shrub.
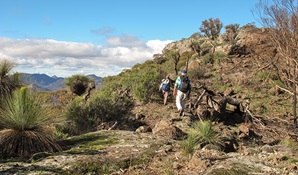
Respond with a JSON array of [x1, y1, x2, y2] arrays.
[[62, 97, 93, 135], [122, 64, 163, 103], [62, 85, 134, 135], [214, 51, 229, 64], [132, 70, 162, 102], [280, 138, 294, 147], [202, 53, 215, 64], [62, 62, 163, 135], [188, 67, 206, 80]]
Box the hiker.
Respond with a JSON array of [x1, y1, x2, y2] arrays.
[[173, 70, 191, 116], [159, 75, 171, 105]]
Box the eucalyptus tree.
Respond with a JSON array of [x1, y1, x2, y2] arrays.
[[199, 18, 223, 53], [199, 18, 223, 40]]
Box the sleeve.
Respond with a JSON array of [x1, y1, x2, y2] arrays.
[[174, 77, 180, 88]]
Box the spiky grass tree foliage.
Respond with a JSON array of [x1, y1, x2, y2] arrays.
[[0, 87, 61, 158], [64, 74, 95, 96], [0, 59, 22, 99], [182, 120, 222, 156]]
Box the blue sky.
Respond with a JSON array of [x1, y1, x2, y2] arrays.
[[0, 0, 261, 77]]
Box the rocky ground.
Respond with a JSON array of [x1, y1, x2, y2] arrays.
[[0, 100, 298, 175]]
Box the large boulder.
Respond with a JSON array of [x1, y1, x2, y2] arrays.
[[152, 119, 186, 140]]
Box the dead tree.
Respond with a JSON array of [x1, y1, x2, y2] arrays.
[[192, 86, 250, 123], [84, 82, 96, 103], [253, 0, 298, 127]]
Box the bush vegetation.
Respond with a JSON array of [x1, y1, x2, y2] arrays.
[[187, 66, 206, 80]]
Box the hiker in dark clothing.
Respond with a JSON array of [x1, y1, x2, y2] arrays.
[[159, 75, 171, 105]]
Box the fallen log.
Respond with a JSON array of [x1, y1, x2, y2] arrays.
[[191, 86, 251, 123]]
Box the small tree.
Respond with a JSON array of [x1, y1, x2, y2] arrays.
[[199, 18, 223, 40], [169, 50, 180, 75], [199, 18, 223, 54], [190, 40, 201, 56], [253, 0, 298, 127], [224, 24, 240, 45], [65, 74, 95, 96]]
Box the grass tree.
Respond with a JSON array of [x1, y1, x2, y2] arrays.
[[0, 59, 22, 99], [0, 87, 61, 158], [64, 74, 95, 96], [182, 120, 223, 156]]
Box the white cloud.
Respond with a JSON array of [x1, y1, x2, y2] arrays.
[[0, 36, 172, 77], [106, 34, 146, 47]]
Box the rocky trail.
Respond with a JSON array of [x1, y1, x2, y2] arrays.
[[0, 98, 298, 175]]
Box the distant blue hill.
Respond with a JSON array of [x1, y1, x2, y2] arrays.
[[20, 73, 102, 91]]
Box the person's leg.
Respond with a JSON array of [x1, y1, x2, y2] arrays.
[[176, 91, 184, 115], [180, 93, 187, 116], [176, 91, 182, 110], [163, 91, 168, 105], [181, 93, 187, 110]]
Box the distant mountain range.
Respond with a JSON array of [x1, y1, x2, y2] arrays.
[[21, 73, 102, 91]]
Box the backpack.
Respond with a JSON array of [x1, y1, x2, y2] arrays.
[[179, 75, 190, 93], [161, 79, 170, 91]]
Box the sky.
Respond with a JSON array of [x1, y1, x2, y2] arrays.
[[0, 0, 262, 78]]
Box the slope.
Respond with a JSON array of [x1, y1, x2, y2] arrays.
[[1, 26, 298, 175]]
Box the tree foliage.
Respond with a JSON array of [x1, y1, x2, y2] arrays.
[[199, 18, 223, 40], [132, 68, 162, 103], [224, 24, 240, 45]]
